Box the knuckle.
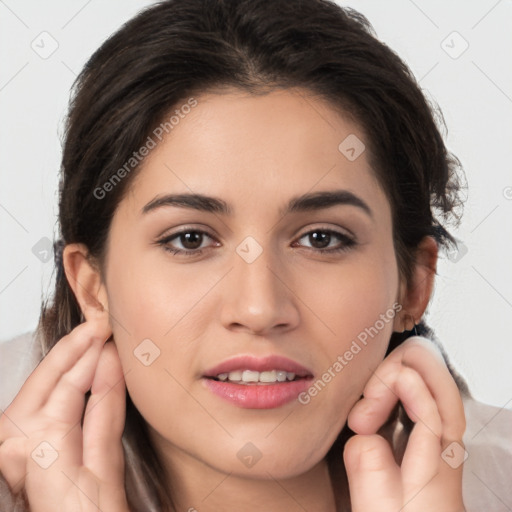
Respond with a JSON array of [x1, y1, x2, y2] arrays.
[[402, 340, 431, 362], [444, 417, 467, 442], [344, 434, 390, 471], [397, 365, 420, 387]]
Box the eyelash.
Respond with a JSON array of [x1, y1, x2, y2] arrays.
[[156, 227, 357, 258]]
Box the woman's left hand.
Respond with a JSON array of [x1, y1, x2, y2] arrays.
[[343, 336, 467, 512]]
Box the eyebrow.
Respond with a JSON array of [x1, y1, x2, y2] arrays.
[[141, 189, 373, 219]]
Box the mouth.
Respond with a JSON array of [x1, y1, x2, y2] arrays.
[[202, 355, 313, 409], [209, 369, 302, 384]]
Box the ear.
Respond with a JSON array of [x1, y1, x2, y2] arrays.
[[62, 243, 111, 327], [393, 236, 438, 332]]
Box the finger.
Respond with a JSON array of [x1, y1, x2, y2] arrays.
[[344, 434, 401, 512], [83, 342, 126, 486], [42, 337, 106, 426], [396, 361, 465, 509], [0, 329, 104, 467], [349, 337, 465, 442], [395, 367, 442, 486], [347, 357, 401, 435], [3, 320, 111, 419], [398, 336, 466, 442], [11, 334, 109, 494], [349, 363, 443, 442]]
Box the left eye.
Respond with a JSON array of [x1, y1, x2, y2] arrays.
[[294, 229, 356, 253]]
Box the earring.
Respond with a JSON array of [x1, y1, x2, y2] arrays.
[[402, 313, 417, 334]]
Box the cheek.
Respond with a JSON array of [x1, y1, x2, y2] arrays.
[[105, 250, 217, 342], [298, 253, 399, 421], [299, 247, 399, 346], [299, 303, 395, 444], [104, 255, 217, 437]]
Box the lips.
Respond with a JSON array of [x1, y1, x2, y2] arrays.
[[202, 355, 314, 409]]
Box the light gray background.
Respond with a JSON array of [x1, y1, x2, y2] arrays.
[[1, 0, 511, 409]]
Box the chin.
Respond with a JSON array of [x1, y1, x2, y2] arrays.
[[218, 456, 321, 481], [202, 435, 330, 480]]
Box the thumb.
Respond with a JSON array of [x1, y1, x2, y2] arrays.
[[343, 434, 402, 512], [0, 437, 28, 493]]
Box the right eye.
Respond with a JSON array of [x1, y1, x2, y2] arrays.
[[156, 228, 219, 257]]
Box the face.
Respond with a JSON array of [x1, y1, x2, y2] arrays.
[[102, 87, 404, 480]]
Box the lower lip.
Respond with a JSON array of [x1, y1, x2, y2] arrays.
[[202, 378, 312, 409]]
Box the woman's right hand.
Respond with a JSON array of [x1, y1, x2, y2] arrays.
[[0, 319, 129, 511]]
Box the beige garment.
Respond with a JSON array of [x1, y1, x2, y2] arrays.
[[1, 331, 511, 511]]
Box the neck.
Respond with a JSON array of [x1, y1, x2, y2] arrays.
[[152, 434, 337, 512]]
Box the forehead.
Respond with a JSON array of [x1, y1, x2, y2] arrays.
[[124, 87, 390, 221]]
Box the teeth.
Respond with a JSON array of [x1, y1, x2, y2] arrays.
[[259, 370, 277, 383], [217, 370, 299, 383], [242, 370, 259, 383], [228, 370, 242, 381]]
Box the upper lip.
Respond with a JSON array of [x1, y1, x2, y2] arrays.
[[203, 355, 313, 378]]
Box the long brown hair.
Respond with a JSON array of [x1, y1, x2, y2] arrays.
[[37, 1, 469, 509]]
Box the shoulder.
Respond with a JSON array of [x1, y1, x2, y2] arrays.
[[462, 396, 512, 511], [0, 330, 42, 411], [0, 331, 42, 511]]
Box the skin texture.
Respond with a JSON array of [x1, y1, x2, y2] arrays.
[[0, 88, 465, 512]]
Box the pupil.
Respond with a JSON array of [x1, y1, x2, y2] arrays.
[[311, 231, 330, 249], [182, 232, 202, 249]]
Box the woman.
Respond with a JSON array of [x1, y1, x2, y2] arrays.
[[0, 0, 494, 510]]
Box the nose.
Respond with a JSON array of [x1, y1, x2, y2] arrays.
[[220, 245, 300, 336]]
